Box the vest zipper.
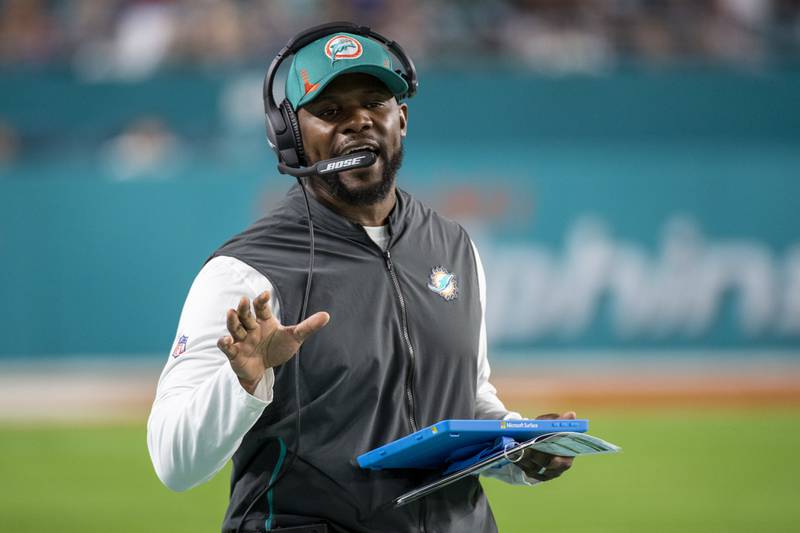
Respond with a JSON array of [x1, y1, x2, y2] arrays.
[[383, 250, 419, 432], [383, 250, 427, 533]]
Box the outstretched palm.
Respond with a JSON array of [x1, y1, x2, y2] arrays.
[[217, 291, 330, 393]]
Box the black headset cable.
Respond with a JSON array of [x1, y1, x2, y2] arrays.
[[235, 177, 315, 533]]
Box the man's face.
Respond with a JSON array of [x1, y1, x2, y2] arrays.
[[297, 73, 408, 206]]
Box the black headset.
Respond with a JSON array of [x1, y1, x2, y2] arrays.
[[262, 21, 418, 173]]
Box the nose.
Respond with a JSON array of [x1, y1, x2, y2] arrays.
[[341, 106, 372, 134]]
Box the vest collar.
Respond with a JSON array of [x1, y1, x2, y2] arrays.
[[286, 182, 409, 245]]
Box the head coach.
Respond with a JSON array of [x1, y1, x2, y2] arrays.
[[147, 22, 577, 533]]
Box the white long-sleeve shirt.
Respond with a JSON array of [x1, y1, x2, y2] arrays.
[[147, 226, 538, 493]]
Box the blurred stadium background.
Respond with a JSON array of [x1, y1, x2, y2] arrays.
[[1, 1, 800, 532]]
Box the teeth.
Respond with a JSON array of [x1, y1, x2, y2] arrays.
[[344, 146, 377, 155]]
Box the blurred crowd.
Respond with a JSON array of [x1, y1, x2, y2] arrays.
[[1, 0, 800, 77], [1, 0, 799, 175]]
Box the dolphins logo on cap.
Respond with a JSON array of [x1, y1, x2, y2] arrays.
[[324, 35, 363, 65]]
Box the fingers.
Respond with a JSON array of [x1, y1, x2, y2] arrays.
[[534, 411, 577, 420], [523, 450, 574, 481], [217, 335, 238, 360], [253, 291, 272, 321], [226, 308, 247, 342], [237, 297, 259, 331], [525, 410, 578, 481], [290, 311, 330, 342], [519, 450, 552, 480], [547, 455, 574, 474]]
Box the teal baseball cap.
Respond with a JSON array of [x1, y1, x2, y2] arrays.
[[285, 32, 409, 110]]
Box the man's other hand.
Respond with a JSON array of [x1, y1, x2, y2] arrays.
[[217, 291, 330, 394], [516, 411, 577, 482]]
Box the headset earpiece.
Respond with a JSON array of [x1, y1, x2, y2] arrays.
[[264, 107, 283, 153]]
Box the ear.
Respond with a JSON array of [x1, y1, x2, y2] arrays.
[[296, 107, 316, 163], [398, 102, 408, 138]]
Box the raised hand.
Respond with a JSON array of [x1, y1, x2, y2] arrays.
[[517, 411, 577, 481], [216, 291, 330, 394]]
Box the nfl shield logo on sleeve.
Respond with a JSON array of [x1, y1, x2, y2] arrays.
[[172, 334, 188, 358]]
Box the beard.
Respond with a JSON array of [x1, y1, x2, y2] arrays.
[[318, 145, 404, 207]]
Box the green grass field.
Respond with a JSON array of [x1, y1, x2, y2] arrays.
[[1, 407, 798, 532]]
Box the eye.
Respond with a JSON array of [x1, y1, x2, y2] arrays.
[[316, 107, 339, 119], [365, 100, 385, 109]]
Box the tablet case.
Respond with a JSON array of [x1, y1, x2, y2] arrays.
[[356, 419, 589, 470]]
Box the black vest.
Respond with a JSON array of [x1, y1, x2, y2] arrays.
[[213, 184, 495, 533]]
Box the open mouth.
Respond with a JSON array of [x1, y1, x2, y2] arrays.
[[339, 144, 381, 158]]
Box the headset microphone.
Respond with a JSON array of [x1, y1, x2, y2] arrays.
[[276, 151, 377, 178]]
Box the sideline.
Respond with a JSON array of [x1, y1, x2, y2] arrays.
[[2, 353, 799, 421]]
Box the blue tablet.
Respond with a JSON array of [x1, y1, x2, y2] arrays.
[[356, 419, 588, 470]]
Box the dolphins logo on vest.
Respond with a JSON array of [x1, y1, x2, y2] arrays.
[[324, 35, 363, 65], [427, 266, 459, 301]]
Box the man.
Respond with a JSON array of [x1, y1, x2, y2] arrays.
[[147, 26, 575, 533]]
